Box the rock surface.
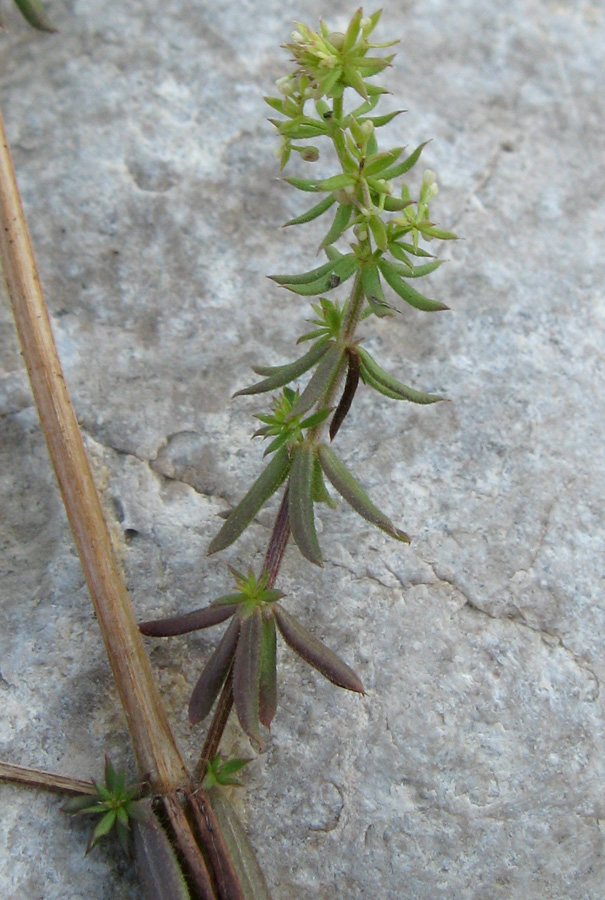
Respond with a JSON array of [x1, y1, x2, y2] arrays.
[[1, 1, 604, 898]]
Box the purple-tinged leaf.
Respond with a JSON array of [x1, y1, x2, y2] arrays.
[[207, 447, 291, 555], [330, 347, 360, 441], [289, 443, 323, 567], [189, 616, 240, 725], [318, 443, 410, 544], [134, 800, 191, 900], [258, 610, 277, 728], [140, 603, 238, 637], [233, 609, 262, 747], [207, 787, 273, 900], [274, 605, 364, 694]]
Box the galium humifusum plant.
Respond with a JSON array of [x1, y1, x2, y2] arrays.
[[141, 7, 456, 768], [0, 7, 455, 894]]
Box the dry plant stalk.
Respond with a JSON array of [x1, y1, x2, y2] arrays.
[[0, 106, 187, 792]]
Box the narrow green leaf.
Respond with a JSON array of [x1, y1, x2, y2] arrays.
[[253, 340, 330, 377], [318, 443, 410, 543], [359, 361, 406, 400], [64, 796, 102, 815], [361, 264, 393, 317], [133, 800, 191, 900], [233, 609, 262, 746], [368, 215, 388, 251], [395, 241, 435, 258], [311, 454, 338, 508], [419, 224, 458, 240], [343, 64, 368, 100], [278, 270, 336, 296], [379, 259, 449, 311], [363, 147, 404, 178], [408, 260, 444, 278], [284, 176, 324, 192], [285, 343, 346, 421], [13, 0, 57, 32], [331, 251, 359, 286], [269, 259, 335, 286], [264, 96, 285, 113], [387, 242, 414, 271], [359, 110, 405, 128], [274, 605, 364, 693], [189, 616, 240, 725], [297, 328, 330, 344], [289, 443, 322, 566], [284, 195, 335, 227], [320, 203, 353, 248], [381, 196, 413, 211], [342, 6, 362, 53], [300, 407, 332, 430], [347, 93, 381, 120], [139, 603, 238, 637], [235, 340, 332, 396], [357, 347, 444, 404], [258, 610, 277, 728], [380, 141, 430, 180], [312, 173, 357, 192], [207, 447, 291, 555], [262, 433, 289, 457], [87, 810, 117, 852], [207, 788, 274, 900], [220, 758, 252, 779]]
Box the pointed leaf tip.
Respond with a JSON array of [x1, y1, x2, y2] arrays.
[[189, 616, 240, 725], [274, 605, 364, 694]]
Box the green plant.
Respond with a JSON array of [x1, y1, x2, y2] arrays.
[[1, 8, 457, 896], [1, 0, 56, 32], [141, 0, 456, 859]]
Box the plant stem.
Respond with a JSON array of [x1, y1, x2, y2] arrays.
[[194, 668, 235, 783], [193, 273, 366, 778], [0, 760, 97, 796], [0, 107, 188, 792]]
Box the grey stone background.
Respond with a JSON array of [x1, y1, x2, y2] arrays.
[[1, 0, 604, 897]]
